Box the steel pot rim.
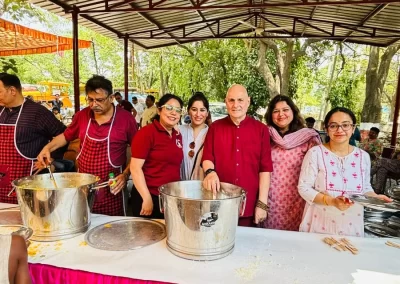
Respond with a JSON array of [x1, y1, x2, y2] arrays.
[[12, 173, 99, 190], [158, 181, 246, 201]]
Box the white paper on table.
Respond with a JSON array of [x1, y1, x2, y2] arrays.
[[351, 269, 400, 284]]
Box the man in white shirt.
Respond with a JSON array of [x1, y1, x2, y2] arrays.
[[132, 96, 144, 128], [140, 95, 157, 128]]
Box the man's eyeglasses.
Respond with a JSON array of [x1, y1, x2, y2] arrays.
[[188, 141, 195, 158], [86, 96, 110, 104], [327, 123, 354, 131], [160, 104, 182, 114]]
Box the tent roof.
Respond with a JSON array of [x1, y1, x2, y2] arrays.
[[30, 0, 400, 49], [0, 18, 92, 56]]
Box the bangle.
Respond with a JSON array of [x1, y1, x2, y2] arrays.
[[323, 194, 329, 206], [204, 168, 216, 177], [256, 200, 269, 211]]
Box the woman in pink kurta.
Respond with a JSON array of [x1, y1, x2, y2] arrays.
[[262, 96, 321, 231], [298, 107, 392, 237]]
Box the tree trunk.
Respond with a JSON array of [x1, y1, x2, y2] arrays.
[[361, 45, 400, 123], [280, 41, 294, 96], [319, 44, 339, 120], [256, 40, 280, 97], [256, 38, 318, 99]]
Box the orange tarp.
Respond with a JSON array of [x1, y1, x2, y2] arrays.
[[0, 18, 92, 56]]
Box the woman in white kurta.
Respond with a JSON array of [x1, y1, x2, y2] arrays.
[[298, 107, 391, 237], [179, 92, 209, 180]]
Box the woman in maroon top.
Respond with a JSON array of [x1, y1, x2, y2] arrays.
[[130, 94, 184, 219]]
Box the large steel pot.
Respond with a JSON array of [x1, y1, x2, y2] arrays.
[[12, 173, 103, 242], [159, 181, 246, 261]]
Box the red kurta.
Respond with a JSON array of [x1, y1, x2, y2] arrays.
[[202, 116, 273, 217], [131, 120, 183, 196]]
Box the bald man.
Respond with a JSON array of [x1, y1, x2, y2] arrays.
[[201, 85, 273, 227]]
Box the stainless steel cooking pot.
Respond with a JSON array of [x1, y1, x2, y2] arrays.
[[159, 181, 246, 261], [12, 173, 105, 242]]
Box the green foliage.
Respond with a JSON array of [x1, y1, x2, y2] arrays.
[[0, 58, 17, 73], [140, 39, 267, 114], [329, 75, 360, 110], [2, 0, 45, 22]]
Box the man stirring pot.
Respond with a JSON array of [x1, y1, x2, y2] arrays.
[[38, 76, 137, 216]]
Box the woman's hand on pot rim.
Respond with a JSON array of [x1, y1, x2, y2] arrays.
[[202, 171, 220, 196]]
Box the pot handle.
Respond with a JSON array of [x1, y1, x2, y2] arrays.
[[7, 187, 16, 197], [159, 194, 164, 213], [90, 181, 110, 191], [239, 193, 247, 217]]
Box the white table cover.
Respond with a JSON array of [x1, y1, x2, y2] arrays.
[[2, 203, 399, 284]]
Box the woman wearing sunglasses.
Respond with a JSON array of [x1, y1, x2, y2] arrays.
[[179, 92, 209, 180], [130, 94, 184, 218], [298, 107, 391, 236]]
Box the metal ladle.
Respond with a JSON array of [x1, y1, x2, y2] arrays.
[[46, 162, 58, 189]]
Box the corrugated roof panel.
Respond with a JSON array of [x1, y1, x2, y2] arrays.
[[29, 0, 400, 48]]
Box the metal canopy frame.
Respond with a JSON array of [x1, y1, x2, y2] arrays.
[[31, 0, 400, 147], [33, 0, 400, 49]]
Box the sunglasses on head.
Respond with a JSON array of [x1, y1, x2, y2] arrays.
[[188, 141, 195, 158]]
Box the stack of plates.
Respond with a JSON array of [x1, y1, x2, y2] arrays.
[[385, 185, 400, 201], [364, 223, 400, 238], [350, 195, 400, 212], [364, 212, 400, 238]]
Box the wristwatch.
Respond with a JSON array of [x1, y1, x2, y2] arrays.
[[205, 168, 216, 177]]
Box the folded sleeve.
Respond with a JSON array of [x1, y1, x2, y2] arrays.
[[298, 146, 320, 204]]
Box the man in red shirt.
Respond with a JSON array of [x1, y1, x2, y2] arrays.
[[37, 75, 137, 216], [114, 92, 137, 117], [0, 73, 66, 204], [202, 84, 273, 227]]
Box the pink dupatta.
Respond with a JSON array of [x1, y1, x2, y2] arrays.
[[269, 127, 321, 149]]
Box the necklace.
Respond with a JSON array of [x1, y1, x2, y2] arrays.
[[327, 142, 350, 157]]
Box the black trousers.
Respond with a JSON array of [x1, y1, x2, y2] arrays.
[[131, 186, 164, 219]]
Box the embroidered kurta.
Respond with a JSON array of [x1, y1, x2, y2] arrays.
[[298, 145, 374, 237], [265, 128, 321, 231]]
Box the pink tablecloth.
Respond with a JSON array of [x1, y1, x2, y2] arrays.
[[29, 263, 172, 284]]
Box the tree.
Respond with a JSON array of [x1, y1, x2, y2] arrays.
[[256, 37, 327, 98], [1, 0, 45, 21], [361, 45, 400, 123]]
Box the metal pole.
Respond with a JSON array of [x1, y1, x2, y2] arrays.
[[124, 36, 129, 100], [390, 66, 400, 148], [72, 6, 80, 113]]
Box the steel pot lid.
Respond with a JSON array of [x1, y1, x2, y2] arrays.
[[85, 219, 166, 251]]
